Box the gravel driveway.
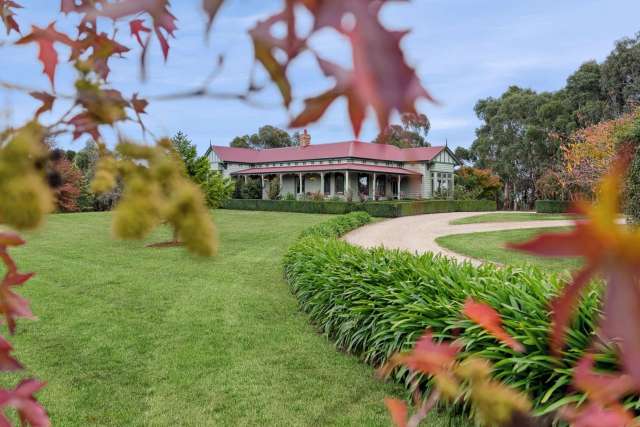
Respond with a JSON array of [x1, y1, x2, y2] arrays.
[[343, 211, 574, 265]]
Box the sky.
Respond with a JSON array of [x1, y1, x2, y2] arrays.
[[1, 0, 640, 154]]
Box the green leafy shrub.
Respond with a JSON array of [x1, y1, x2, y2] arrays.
[[626, 146, 640, 224], [222, 199, 495, 217], [282, 217, 622, 414], [535, 200, 571, 213], [202, 172, 235, 208]]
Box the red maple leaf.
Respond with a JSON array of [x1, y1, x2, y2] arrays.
[[0, 380, 49, 427], [16, 23, 76, 88], [130, 93, 148, 115], [130, 19, 151, 48], [463, 299, 524, 352], [29, 92, 55, 117], [384, 398, 408, 427], [291, 0, 434, 136], [67, 112, 100, 141], [0, 335, 22, 371], [0, 0, 21, 35], [509, 157, 640, 385]]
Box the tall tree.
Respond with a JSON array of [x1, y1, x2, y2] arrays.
[[230, 125, 298, 150], [471, 86, 567, 209], [373, 113, 431, 147], [171, 131, 199, 177], [601, 33, 640, 117], [564, 61, 607, 127]]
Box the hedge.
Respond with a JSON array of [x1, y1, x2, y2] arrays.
[[222, 199, 496, 217], [535, 200, 571, 213], [282, 214, 635, 415]]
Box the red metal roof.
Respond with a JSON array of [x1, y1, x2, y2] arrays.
[[211, 141, 446, 163], [231, 163, 421, 176]]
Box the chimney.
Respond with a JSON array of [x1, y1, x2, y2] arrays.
[[300, 129, 311, 147]]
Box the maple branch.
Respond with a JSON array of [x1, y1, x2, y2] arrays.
[[0, 81, 74, 99]]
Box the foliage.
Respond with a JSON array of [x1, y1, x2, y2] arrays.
[[534, 169, 568, 201], [238, 179, 262, 200], [470, 87, 569, 209], [50, 152, 83, 212], [454, 147, 474, 165], [373, 113, 431, 148], [267, 179, 280, 200], [283, 218, 606, 415], [535, 200, 571, 214], [601, 32, 640, 118], [230, 125, 299, 149], [171, 131, 199, 178], [202, 172, 234, 209], [627, 145, 640, 223], [222, 199, 496, 218], [454, 167, 501, 201]]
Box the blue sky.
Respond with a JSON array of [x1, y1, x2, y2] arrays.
[[1, 0, 639, 154]]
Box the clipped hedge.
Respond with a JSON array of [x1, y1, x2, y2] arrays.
[[222, 198, 495, 217], [535, 200, 571, 213], [282, 214, 630, 414]]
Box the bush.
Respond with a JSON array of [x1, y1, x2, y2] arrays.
[[202, 172, 235, 208], [626, 145, 640, 224], [222, 199, 496, 217], [283, 216, 616, 414], [535, 200, 571, 213], [267, 179, 280, 200]]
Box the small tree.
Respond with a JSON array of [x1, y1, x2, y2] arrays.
[[241, 179, 262, 199]]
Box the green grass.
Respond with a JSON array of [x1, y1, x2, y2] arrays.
[[1, 210, 459, 426], [436, 227, 582, 273], [450, 212, 571, 225]]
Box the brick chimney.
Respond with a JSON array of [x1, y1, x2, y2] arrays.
[[300, 129, 311, 147]]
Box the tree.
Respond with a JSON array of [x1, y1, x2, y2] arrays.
[[601, 32, 640, 117], [230, 125, 299, 150], [373, 113, 431, 147], [564, 61, 607, 127], [471, 87, 567, 209], [454, 167, 502, 200], [50, 152, 82, 212], [202, 172, 235, 209], [171, 131, 199, 177]]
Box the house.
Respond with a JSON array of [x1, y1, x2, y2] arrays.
[[205, 135, 461, 200]]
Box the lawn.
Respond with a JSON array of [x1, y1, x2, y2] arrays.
[[449, 212, 571, 225], [2, 210, 462, 426], [436, 227, 582, 273]]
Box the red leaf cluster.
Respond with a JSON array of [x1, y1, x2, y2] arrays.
[[0, 380, 49, 427], [250, 0, 434, 136], [0, 0, 21, 35], [50, 156, 82, 212]]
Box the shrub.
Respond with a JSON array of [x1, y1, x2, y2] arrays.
[[626, 145, 640, 224], [202, 172, 235, 208], [535, 200, 571, 213], [240, 178, 262, 199], [222, 199, 496, 217], [283, 217, 616, 414]]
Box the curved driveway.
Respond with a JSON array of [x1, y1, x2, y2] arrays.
[[343, 211, 574, 265]]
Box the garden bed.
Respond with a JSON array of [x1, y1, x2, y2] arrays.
[[282, 213, 629, 415], [222, 199, 495, 217]]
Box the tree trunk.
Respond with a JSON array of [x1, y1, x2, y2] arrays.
[[503, 181, 511, 210]]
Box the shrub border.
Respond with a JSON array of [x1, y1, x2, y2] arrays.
[[535, 200, 570, 214], [223, 199, 496, 217]]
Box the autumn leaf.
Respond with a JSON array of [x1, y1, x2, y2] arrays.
[[0, 335, 22, 371], [572, 355, 636, 405], [0, 233, 25, 247], [463, 299, 524, 352], [509, 155, 640, 384], [0, 379, 49, 427], [131, 93, 148, 115], [16, 23, 75, 87], [292, 0, 434, 135], [0, 0, 21, 34], [67, 112, 100, 141], [203, 0, 224, 35], [384, 398, 407, 427], [29, 92, 55, 117], [91, 0, 177, 60], [130, 19, 151, 48]]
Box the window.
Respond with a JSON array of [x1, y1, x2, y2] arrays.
[[335, 173, 345, 194], [324, 174, 331, 195], [432, 172, 454, 198]]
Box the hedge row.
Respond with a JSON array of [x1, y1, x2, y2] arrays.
[[222, 199, 496, 217], [535, 200, 571, 213], [282, 214, 632, 414]]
